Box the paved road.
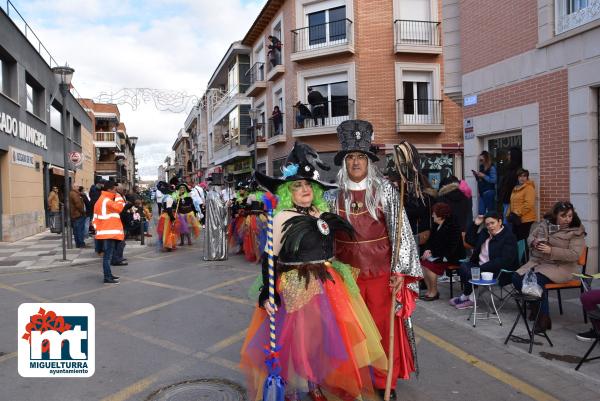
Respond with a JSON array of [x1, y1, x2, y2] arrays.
[[0, 241, 598, 401]]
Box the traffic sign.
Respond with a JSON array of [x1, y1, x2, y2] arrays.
[[68, 151, 83, 166]]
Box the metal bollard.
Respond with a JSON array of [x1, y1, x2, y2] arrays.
[[140, 214, 145, 246], [61, 204, 67, 261]]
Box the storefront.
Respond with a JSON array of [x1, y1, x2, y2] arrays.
[[0, 9, 92, 241]]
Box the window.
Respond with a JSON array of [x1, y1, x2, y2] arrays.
[[0, 48, 17, 99], [25, 74, 44, 118], [567, 0, 588, 14], [73, 120, 82, 144], [0, 58, 3, 95], [257, 162, 267, 175], [228, 63, 238, 94], [305, 77, 349, 120], [50, 103, 61, 132], [396, 65, 443, 126], [272, 157, 286, 177], [308, 6, 346, 46], [555, 0, 599, 34]]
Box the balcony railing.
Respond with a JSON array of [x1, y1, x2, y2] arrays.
[[293, 99, 355, 129], [246, 125, 266, 146], [269, 113, 284, 138], [94, 131, 121, 149], [292, 19, 353, 53], [396, 99, 443, 126], [394, 20, 441, 47], [247, 62, 265, 86]]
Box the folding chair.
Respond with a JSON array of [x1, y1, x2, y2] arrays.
[[575, 309, 600, 371], [544, 246, 588, 323], [495, 239, 527, 311], [444, 232, 472, 298]]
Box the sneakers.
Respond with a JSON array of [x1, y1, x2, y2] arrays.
[[455, 299, 474, 309], [576, 329, 597, 342], [103, 278, 119, 284]]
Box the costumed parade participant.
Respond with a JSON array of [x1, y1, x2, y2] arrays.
[[156, 181, 179, 252], [240, 142, 387, 401], [242, 180, 268, 263], [331, 120, 423, 400], [174, 183, 201, 246], [203, 174, 229, 261], [228, 181, 250, 253]]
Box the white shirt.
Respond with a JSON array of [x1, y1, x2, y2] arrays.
[[347, 178, 368, 191], [156, 189, 164, 202]]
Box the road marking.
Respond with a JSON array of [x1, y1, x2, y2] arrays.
[[203, 292, 254, 306], [0, 281, 48, 302], [206, 329, 248, 353], [415, 326, 561, 401], [207, 355, 240, 371], [99, 321, 196, 355], [117, 293, 199, 321], [0, 352, 17, 364]]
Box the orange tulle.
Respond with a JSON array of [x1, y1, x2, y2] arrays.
[[157, 213, 180, 250]]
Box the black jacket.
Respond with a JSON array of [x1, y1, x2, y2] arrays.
[[437, 183, 471, 232], [307, 90, 325, 107], [466, 222, 518, 276], [405, 190, 435, 235], [425, 218, 465, 263]]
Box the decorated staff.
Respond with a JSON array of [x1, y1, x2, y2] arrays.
[[240, 141, 386, 401], [331, 121, 423, 400]]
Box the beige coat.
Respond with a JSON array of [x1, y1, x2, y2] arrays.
[[47, 191, 60, 212], [516, 222, 586, 283]]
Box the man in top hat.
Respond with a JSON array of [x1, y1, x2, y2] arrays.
[[204, 174, 228, 261], [330, 120, 423, 399]]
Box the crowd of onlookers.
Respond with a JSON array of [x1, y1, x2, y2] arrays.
[[409, 148, 597, 342]]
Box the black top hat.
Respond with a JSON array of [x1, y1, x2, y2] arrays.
[[254, 141, 337, 193], [334, 120, 380, 166]]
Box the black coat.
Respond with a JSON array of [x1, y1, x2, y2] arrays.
[[405, 190, 435, 235], [437, 183, 471, 232], [466, 222, 518, 276], [425, 218, 465, 263]]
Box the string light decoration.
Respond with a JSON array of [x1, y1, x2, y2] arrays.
[[94, 88, 202, 113]]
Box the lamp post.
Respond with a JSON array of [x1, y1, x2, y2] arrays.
[[52, 65, 74, 250], [248, 108, 260, 172], [130, 136, 138, 189]]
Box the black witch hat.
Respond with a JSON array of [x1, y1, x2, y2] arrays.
[[254, 141, 336, 193], [334, 119, 380, 166]]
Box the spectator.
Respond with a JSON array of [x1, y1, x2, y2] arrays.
[[458, 179, 474, 228], [267, 35, 281, 67], [405, 174, 437, 248], [271, 105, 283, 135], [450, 212, 518, 309], [498, 147, 522, 224], [420, 203, 465, 300], [142, 201, 153, 237], [577, 289, 600, 341], [474, 150, 497, 215], [69, 185, 86, 248], [507, 168, 536, 241], [156, 186, 164, 214], [437, 175, 471, 232], [294, 101, 312, 128], [307, 87, 326, 126], [79, 186, 92, 240], [90, 181, 105, 254], [113, 185, 133, 266], [513, 201, 586, 333], [47, 186, 61, 233]]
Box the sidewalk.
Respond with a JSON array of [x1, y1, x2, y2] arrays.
[[418, 276, 600, 385], [0, 230, 153, 271]]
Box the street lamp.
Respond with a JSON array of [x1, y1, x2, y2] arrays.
[[52, 65, 74, 251], [248, 108, 260, 172], [130, 136, 138, 189]]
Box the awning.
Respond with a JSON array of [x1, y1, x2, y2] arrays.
[[49, 165, 74, 177]]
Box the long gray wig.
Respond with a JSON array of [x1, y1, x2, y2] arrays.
[[336, 159, 385, 222]]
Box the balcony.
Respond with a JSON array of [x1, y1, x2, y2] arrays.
[[266, 53, 284, 81], [212, 128, 252, 165], [95, 160, 118, 173], [396, 99, 444, 132], [291, 19, 354, 62], [246, 125, 268, 149], [94, 132, 121, 150], [394, 20, 442, 54], [245, 62, 266, 96], [211, 84, 251, 123], [268, 114, 286, 145], [292, 99, 355, 137]]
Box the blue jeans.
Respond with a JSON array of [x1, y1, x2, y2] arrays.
[[113, 240, 126, 264], [512, 272, 552, 315], [102, 239, 117, 279], [72, 216, 86, 247], [478, 190, 496, 215], [83, 217, 91, 239], [95, 238, 104, 254]]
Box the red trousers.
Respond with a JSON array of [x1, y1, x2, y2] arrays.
[[357, 272, 415, 389]]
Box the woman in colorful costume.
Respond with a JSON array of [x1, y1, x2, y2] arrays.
[[174, 183, 201, 246], [155, 181, 180, 251], [240, 142, 387, 401], [228, 181, 249, 253], [242, 184, 268, 263]]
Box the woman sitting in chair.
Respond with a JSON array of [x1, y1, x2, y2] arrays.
[[450, 212, 518, 309], [420, 202, 465, 301], [513, 201, 586, 333]]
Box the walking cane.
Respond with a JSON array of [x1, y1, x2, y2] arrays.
[[384, 182, 405, 401], [261, 192, 285, 400]]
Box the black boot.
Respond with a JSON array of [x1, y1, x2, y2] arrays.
[[179, 234, 185, 246], [528, 302, 540, 321]]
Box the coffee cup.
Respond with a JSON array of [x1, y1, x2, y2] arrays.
[[481, 272, 494, 281]]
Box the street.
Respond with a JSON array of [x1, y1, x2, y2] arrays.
[[1, 238, 598, 401]]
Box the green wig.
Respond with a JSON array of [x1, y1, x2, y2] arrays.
[[275, 181, 329, 214]]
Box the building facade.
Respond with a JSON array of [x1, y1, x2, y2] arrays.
[[0, 6, 92, 241], [444, 0, 599, 271], [79, 99, 138, 191], [234, 0, 463, 183]]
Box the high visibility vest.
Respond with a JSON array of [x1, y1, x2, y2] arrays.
[[93, 191, 125, 240]]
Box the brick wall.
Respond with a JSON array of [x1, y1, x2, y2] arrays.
[[460, 0, 538, 74], [464, 69, 570, 213]]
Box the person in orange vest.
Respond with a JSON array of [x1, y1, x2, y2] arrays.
[[93, 180, 126, 284]]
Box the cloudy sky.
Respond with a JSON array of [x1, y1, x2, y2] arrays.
[[11, 0, 265, 179]]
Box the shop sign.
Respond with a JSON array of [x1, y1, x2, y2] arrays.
[[0, 112, 48, 149], [10, 147, 36, 168], [464, 118, 474, 140]]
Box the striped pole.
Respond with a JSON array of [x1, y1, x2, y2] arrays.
[[267, 209, 276, 352]]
